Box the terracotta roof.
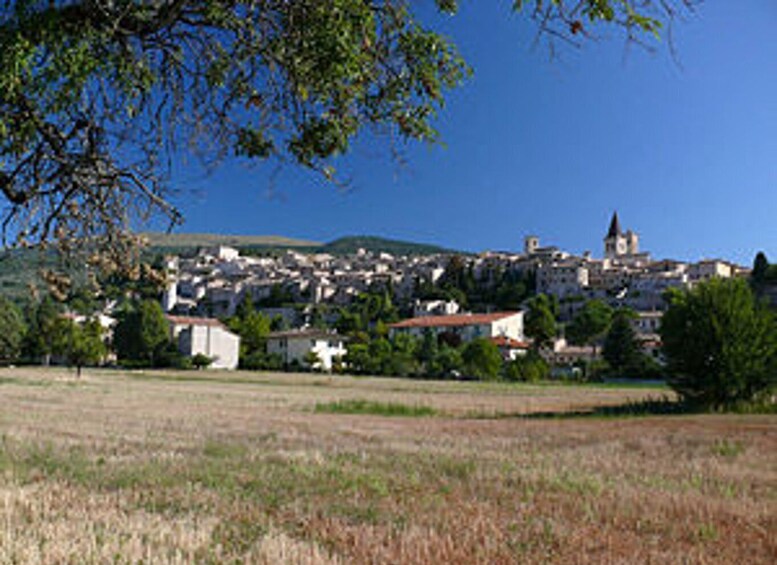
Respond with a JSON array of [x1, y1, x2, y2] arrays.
[[166, 315, 226, 329], [490, 336, 530, 349], [389, 311, 520, 329]]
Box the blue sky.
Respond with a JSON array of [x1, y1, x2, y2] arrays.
[[173, 2, 776, 266]]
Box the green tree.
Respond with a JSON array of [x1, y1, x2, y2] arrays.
[[0, 296, 25, 363], [54, 318, 106, 377], [429, 344, 464, 379], [303, 350, 322, 372], [566, 299, 613, 354], [0, 1, 685, 265], [752, 252, 769, 286], [525, 294, 558, 351], [417, 329, 439, 366], [602, 308, 640, 377], [22, 296, 62, 364], [344, 342, 370, 374], [661, 279, 777, 410], [227, 301, 271, 361], [113, 299, 170, 366], [504, 352, 549, 383], [461, 338, 502, 380]]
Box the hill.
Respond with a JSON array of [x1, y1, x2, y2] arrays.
[[321, 235, 457, 256], [142, 232, 320, 250], [0, 233, 459, 300]]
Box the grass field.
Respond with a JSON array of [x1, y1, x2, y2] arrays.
[[0, 368, 774, 564]]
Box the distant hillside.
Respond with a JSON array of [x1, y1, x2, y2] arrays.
[[0, 249, 41, 302], [142, 232, 320, 250], [0, 233, 459, 300], [321, 236, 457, 256]]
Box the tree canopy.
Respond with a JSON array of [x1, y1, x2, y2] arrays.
[[566, 299, 613, 350], [602, 307, 640, 376], [661, 278, 777, 410], [0, 295, 25, 362], [525, 293, 558, 351], [0, 1, 694, 268]]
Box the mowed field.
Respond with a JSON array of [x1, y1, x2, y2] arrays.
[[0, 368, 774, 564]]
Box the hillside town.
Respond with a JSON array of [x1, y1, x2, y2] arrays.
[[146, 212, 751, 372], [2, 212, 771, 377]]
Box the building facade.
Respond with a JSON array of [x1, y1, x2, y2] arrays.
[[167, 315, 240, 370]]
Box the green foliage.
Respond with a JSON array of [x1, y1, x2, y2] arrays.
[[302, 350, 322, 372], [21, 295, 61, 362], [0, 0, 469, 260], [321, 236, 456, 256], [314, 399, 436, 417], [461, 338, 502, 380], [226, 296, 271, 363], [52, 317, 106, 376], [752, 252, 769, 285], [192, 353, 213, 370], [0, 1, 686, 268], [240, 350, 284, 371], [426, 343, 464, 379], [525, 294, 558, 351], [661, 278, 777, 410], [336, 288, 399, 336], [504, 353, 549, 382], [0, 295, 25, 363], [421, 259, 535, 313], [566, 300, 613, 349], [602, 308, 641, 376], [113, 299, 170, 366]]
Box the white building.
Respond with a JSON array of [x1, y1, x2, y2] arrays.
[[266, 329, 347, 371], [412, 299, 461, 318], [688, 259, 735, 282], [389, 311, 525, 344], [166, 315, 240, 370]]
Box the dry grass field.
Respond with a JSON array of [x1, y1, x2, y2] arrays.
[[0, 367, 774, 564]]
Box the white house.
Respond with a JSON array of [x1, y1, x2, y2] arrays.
[[266, 329, 347, 371], [166, 315, 240, 370], [389, 311, 525, 344], [412, 299, 461, 318]]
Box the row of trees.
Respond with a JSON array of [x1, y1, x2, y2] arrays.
[[343, 333, 548, 382], [522, 293, 660, 380], [0, 296, 105, 376]]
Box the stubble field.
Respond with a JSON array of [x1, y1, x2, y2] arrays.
[[0, 367, 774, 564]]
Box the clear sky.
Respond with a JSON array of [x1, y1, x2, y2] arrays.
[[172, 2, 777, 266]]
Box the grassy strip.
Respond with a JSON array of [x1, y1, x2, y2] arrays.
[[314, 399, 437, 417]]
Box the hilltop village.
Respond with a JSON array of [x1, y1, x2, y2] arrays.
[[153, 213, 749, 372]]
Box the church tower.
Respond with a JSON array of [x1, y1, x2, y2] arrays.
[[604, 212, 629, 259]]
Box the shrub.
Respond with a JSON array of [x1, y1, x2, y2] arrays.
[[504, 353, 549, 382], [192, 353, 213, 370]]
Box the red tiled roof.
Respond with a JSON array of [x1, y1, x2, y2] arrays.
[[490, 336, 530, 349], [389, 311, 520, 329], [166, 315, 226, 329]]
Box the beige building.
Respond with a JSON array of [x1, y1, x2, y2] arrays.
[[167, 315, 240, 370], [266, 329, 347, 371]]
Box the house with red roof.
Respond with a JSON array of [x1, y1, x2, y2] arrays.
[[388, 311, 525, 346]]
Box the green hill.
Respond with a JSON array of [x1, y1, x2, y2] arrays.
[[142, 232, 320, 251], [321, 236, 456, 256]]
